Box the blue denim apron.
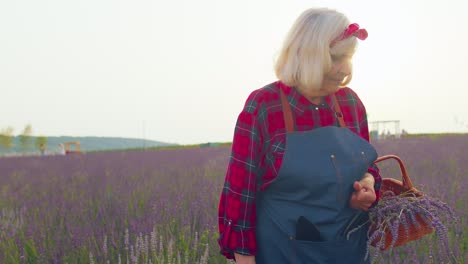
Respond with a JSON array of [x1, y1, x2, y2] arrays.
[[255, 89, 377, 264]]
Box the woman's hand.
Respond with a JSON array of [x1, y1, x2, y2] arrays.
[[234, 253, 256, 264], [349, 173, 376, 211]]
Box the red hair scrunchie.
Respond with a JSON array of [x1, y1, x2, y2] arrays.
[[331, 23, 368, 47]]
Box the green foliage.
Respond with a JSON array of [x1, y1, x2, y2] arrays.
[[24, 239, 38, 264], [34, 136, 48, 150], [18, 124, 33, 151], [0, 126, 14, 150], [61, 247, 90, 264], [0, 237, 21, 264]]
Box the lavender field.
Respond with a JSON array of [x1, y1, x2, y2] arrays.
[[0, 134, 466, 263]]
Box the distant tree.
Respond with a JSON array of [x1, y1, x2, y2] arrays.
[[19, 124, 33, 151], [35, 136, 48, 154], [0, 126, 15, 150]]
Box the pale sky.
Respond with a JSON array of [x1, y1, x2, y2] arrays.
[[1, 0, 467, 144]]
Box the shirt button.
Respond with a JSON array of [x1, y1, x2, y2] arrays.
[[315, 107, 319, 110]]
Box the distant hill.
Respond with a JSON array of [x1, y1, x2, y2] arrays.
[[0, 136, 176, 155]]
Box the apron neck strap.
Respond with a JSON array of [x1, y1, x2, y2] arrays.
[[280, 88, 295, 132], [331, 94, 346, 128], [280, 87, 347, 132]]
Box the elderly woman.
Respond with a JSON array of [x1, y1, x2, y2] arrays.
[[218, 8, 381, 264]]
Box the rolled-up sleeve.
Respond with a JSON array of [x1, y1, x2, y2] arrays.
[[218, 93, 263, 259]]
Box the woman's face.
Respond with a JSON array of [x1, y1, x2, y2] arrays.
[[322, 54, 352, 92]]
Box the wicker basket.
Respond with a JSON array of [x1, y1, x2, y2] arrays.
[[370, 155, 434, 250]]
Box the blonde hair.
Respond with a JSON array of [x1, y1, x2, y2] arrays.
[[275, 8, 358, 91]]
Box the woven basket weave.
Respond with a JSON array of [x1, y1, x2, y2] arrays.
[[370, 155, 434, 250]]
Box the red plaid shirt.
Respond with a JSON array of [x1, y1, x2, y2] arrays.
[[218, 81, 381, 259]]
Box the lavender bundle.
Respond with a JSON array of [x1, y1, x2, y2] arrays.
[[346, 190, 458, 262]]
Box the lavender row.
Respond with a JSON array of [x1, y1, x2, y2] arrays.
[[0, 147, 231, 263], [0, 134, 466, 263]]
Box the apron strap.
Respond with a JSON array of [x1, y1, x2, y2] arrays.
[[331, 94, 346, 128], [280, 88, 295, 132], [280, 87, 347, 132]]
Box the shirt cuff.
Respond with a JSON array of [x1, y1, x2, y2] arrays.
[[219, 225, 257, 259]]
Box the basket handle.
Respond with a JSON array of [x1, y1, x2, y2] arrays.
[[374, 155, 415, 189]]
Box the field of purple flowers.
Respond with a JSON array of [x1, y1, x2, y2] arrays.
[[0, 134, 466, 263]]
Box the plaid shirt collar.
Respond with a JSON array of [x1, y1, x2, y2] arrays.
[[275, 81, 335, 115]]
